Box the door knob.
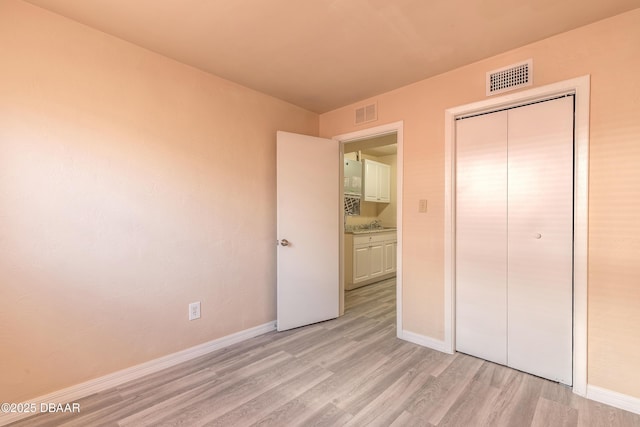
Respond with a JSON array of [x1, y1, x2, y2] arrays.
[[534, 233, 542, 239], [280, 239, 290, 247]]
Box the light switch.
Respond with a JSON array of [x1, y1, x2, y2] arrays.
[[419, 199, 428, 213]]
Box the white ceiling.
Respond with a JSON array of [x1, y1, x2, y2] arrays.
[[26, 0, 639, 113]]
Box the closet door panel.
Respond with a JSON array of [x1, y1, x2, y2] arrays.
[[455, 111, 508, 365], [507, 97, 574, 384]]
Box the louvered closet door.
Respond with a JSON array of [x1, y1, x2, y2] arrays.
[[507, 97, 574, 384], [455, 111, 508, 365]]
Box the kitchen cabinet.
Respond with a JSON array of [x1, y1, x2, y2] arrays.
[[343, 159, 362, 196], [345, 230, 397, 290], [354, 239, 384, 282], [363, 159, 390, 203], [383, 240, 397, 274]]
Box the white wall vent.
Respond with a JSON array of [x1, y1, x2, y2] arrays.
[[355, 102, 377, 124], [486, 59, 533, 96]]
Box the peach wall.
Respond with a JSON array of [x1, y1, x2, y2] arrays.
[[0, 0, 317, 402], [320, 10, 640, 398]]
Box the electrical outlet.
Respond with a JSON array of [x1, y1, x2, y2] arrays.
[[189, 302, 201, 320]]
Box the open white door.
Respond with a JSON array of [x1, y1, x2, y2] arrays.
[[276, 131, 340, 331]]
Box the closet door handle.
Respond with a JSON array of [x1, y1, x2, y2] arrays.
[[534, 233, 542, 239]]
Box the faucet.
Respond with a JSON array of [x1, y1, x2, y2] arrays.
[[369, 219, 382, 230]]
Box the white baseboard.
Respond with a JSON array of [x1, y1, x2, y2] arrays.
[[401, 330, 451, 354], [0, 321, 276, 426], [587, 385, 640, 415]]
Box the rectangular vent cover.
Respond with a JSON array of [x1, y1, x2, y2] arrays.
[[486, 59, 532, 96], [355, 102, 377, 124]]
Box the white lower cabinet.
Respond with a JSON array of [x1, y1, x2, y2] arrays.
[[345, 230, 396, 290], [367, 241, 384, 279], [353, 244, 370, 283], [383, 240, 397, 274]]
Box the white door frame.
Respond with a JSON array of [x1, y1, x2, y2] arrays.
[[444, 76, 590, 396], [333, 121, 404, 337]]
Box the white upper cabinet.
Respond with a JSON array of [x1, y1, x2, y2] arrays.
[[363, 159, 390, 203]]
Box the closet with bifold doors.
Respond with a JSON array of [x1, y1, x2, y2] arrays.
[[455, 95, 574, 385]]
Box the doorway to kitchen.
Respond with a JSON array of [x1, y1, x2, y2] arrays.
[[334, 121, 404, 337]]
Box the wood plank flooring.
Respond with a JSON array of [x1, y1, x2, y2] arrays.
[[9, 279, 640, 426]]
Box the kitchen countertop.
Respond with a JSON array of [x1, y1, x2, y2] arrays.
[[345, 227, 397, 235]]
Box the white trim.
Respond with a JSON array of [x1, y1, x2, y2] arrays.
[[587, 385, 640, 415], [402, 330, 448, 353], [572, 76, 590, 397], [444, 109, 455, 355], [333, 121, 404, 338], [444, 76, 590, 394], [0, 321, 276, 426]]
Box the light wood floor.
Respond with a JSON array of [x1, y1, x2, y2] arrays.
[[11, 279, 640, 426]]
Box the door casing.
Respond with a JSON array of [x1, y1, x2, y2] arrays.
[[444, 75, 590, 395]]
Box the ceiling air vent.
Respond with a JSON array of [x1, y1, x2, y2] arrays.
[[355, 102, 377, 125], [486, 59, 533, 96]]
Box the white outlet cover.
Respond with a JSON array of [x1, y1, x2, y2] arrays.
[[189, 301, 201, 320]]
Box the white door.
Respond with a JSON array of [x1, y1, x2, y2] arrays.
[[364, 160, 379, 201], [276, 131, 339, 331], [455, 97, 574, 384], [354, 245, 370, 283], [507, 97, 574, 384], [369, 242, 385, 278], [456, 111, 509, 366], [378, 163, 391, 202], [384, 241, 396, 274]]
